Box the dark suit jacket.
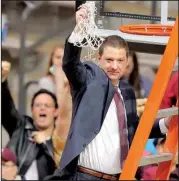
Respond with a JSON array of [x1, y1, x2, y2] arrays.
[[45, 38, 165, 180]]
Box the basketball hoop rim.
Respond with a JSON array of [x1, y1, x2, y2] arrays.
[[119, 24, 174, 36]]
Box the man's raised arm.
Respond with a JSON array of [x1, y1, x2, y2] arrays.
[[62, 4, 94, 90], [2, 61, 22, 137]]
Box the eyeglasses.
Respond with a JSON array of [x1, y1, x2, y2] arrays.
[[33, 103, 55, 109]]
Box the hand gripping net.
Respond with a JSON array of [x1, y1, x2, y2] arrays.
[[70, 1, 104, 61]]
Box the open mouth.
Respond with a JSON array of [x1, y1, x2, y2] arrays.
[[39, 114, 47, 118]]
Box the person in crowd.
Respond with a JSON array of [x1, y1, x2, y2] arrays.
[[123, 51, 152, 99], [39, 44, 64, 94], [123, 51, 157, 154], [2, 148, 19, 180], [2, 51, 72, 173], [140, 71, 178, 180], [39, 45, 72, 167], [51, 64, 72, 168], [123, 51, 152, 118], [2, 61, 57, 180], [142, 136, 178, 180], [45, 4, 171, 180], [160, 71, 178, 109]]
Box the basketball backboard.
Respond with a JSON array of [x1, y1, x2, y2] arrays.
[[99, 1, 176, 23], [93, 1, 178, 54]]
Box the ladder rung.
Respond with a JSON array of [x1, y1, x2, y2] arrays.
[[139, 153, 173, 167], [156, 107, 178, 119]]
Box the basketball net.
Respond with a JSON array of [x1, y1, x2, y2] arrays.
[[70, 1, 104, 62]]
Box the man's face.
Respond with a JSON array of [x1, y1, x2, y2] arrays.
[[32, 93, 58, 130], [98, 46, 128, 86]]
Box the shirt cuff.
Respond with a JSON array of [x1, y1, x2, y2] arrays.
[[159, 118, 168, 134], [68, 31, 77, 43], [68, 25, 85, 44]]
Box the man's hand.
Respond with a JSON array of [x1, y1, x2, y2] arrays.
[[2, 161, 18, 180], [69, 3, 88, 43], [31, 131, 50, 144], [76, 4, 88, 25], [2, 61, 11, 82]]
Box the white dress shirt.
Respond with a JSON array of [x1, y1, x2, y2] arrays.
[[78, 88, 168, 174]]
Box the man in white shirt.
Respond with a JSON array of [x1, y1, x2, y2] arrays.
[[46, 4, 170, 181]]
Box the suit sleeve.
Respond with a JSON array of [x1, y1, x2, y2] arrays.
[[149, 121, 165, 138], [135, 115, 165, 139], [62, 37, 94, 90], [2, 81, 23, 137]]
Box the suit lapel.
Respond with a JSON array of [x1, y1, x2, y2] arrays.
[[103, 80, 115, 121]]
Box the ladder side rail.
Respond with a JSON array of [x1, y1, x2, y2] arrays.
[[156, 101, 178, 180]]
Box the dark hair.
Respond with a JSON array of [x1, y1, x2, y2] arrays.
[[46, 44, 64, 76], [99, 35, 129, 57], [128, 51, 141, 98], [31, 89, 58, 108], [153, 136, 166, 147]]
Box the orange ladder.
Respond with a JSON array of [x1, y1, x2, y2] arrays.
[[155, 101, 178, 180], [119, 16, 178, 180]]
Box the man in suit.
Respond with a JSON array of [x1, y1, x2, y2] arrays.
[[46, 4, 171, 180]]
